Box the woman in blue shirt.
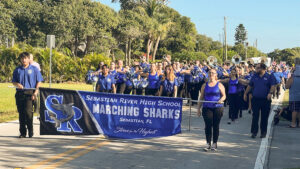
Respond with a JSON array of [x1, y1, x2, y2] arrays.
[[219, 67, 248, 124], [197, 68, 226, 151], [143, 63, 160, 96], [96, 65, 116, 93], [159, 65, 178, 97]]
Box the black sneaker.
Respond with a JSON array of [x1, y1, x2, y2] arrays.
[[260, 133, 266, 138], [18, 135, 26, 138], [28, 131, 34, 138], [274, 117, 280, 125], [248, 110, 252, 114], [251, 134, 256, 139]]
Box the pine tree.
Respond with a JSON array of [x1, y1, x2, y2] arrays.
[[234, 24, 247, 45]]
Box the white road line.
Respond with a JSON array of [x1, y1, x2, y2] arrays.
[[254, 93, 284, 169]]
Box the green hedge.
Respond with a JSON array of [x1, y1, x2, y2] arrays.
[[0, 44, 111, 83]]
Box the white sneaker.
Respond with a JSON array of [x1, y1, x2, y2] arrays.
[[211, 143, 218, 152], [203, 143, 211, 152]]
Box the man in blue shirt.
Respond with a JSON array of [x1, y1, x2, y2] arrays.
[[244, 63, 275, 138], [12, 52, 43, 138]]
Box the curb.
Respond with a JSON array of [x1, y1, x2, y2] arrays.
[[254, 93, 284, 169]]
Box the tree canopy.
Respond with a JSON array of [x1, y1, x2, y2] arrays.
[[1, 0, 296, 65]]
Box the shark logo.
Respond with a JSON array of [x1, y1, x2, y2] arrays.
[[44, 95, 83, 133]]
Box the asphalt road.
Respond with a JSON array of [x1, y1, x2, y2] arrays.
[[0, 98, 283, 169]]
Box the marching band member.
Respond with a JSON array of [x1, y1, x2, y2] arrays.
[[110, 61, 117, 76], [159, 65, 178, 97], [115, 60, 127, 94], [124, 65, 141, 95], [174, 62, 186, 98], [219, 67, 248, 124], [96, 64, 116, 94], [197, 68, 226, 151], [144, 63, 161, 96]]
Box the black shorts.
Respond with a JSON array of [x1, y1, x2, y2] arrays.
[[289, 101, 300, 112]]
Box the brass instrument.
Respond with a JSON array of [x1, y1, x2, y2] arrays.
[[246, 58, 254, 65], [207, 56, 218, 66]]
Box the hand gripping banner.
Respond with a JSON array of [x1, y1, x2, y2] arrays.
[[40, 88, 183, 139]]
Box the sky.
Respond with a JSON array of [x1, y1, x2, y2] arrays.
[[98, 0, 300, 53]]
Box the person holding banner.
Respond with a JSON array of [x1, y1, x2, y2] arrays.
[[159, 65, 178, 97], [96, 65, 116, 94], [197, 68, 226, 151], [12, 52, 43, 138]]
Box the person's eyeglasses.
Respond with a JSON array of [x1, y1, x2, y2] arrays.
[[209, 72, 217, 74]]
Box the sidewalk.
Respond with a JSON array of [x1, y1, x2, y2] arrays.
[[267, 120, 300, 169]]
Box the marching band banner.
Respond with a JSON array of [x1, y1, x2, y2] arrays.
[[40, 88, 183, 139]]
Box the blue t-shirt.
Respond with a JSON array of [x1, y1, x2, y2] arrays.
[[175, 70, 185, 86], [116, 68, 126, 84], [125, 72, 139, 87], [161, 79, 178, 93], [272, 72, 283, 84], [190, 67, 204, 83], [12, 65, 43, 89], [147, 72, 160, 89], [97, 74, 116, 91], [249, 73, 276, 98], [110, 70, 117, 78], [282, 70, 289, 79]]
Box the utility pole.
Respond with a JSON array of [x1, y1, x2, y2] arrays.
[[47, 35, 55, 88], [224, 16, 227, 61], [255, 39, 258, 49], [245, 42, 249, 59]]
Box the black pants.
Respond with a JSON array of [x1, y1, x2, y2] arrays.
[[202, 107, 224, 144], [177, 84, 185, 98], [228, 94, 239, 121], [145, 88, 159, 96], [132, 88, 144, 95], [273, 84, 281, 98], [161, 91, 173, 97], [15, 91, 34, 136], [189, 82, 202, 105], [116, 82, 126, 94], [98, 89, 112, 93], [124, 86, 133, 95], [251, 98, 271, 135]]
